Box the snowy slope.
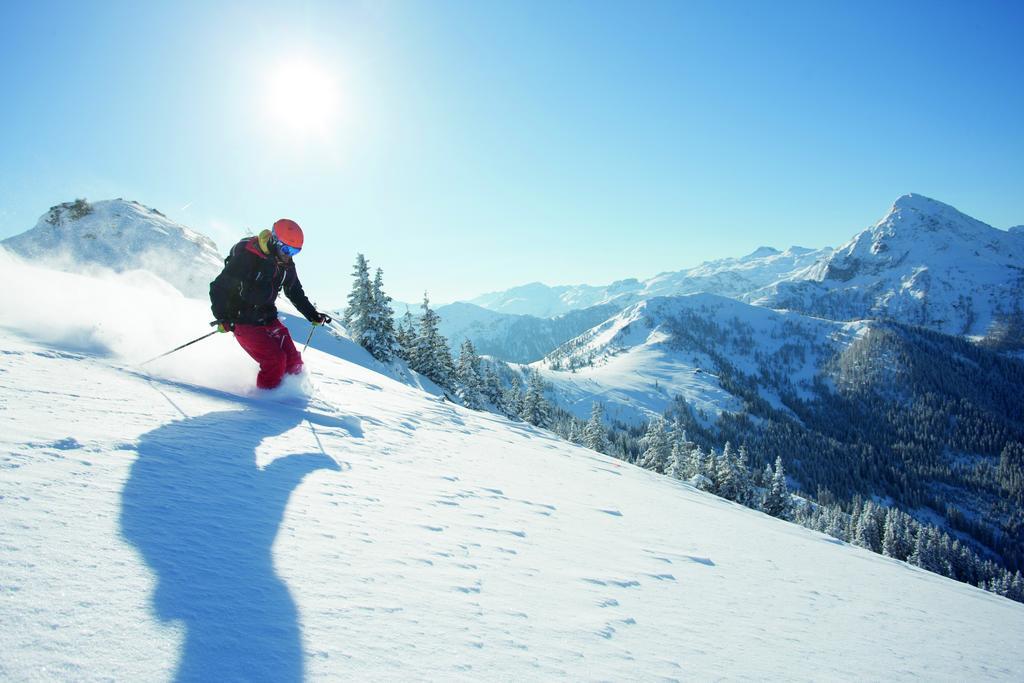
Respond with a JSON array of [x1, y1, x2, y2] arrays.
[[2, 198, 223, 299], [535, 294, 866, 425], [4, 259, 1024, 681], [467, 247, 829, 318], [754, 194, 1024, 337], [436, 301, 622, 363]]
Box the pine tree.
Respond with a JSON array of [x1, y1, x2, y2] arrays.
[[583, 402, 609, 453], [396, 307, 417, 361], [688, 447, 715, 492], [667, 436, 692, 479], [669, 439, 689, 480], [343, 254, 373, 346], [690, 446, 710, 480], [455, 339, 484, 409], [734, 444, 754, 504], [910, 527, 939, 573], [412, 292, 454, 389], [639, 417, 671, 474], [365, 267, 399, 361], [854, 501, 883, 553], [763, 457, 791, 519], [566, 420, 583, 445], [481, 364, 504, 406], [882, 509, 906, 559], [825, 507, 846, 540], [503, 374, 524, 418], [716, 442, 740, 501], [520, 370, 551, 427]]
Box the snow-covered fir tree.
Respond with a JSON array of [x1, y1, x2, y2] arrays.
[[639, 417, 671, 474], [455, 339, 484, 410], [411, 293, 455, 389], [669, 426, 695, 480], [395, 307, 417, 361], [583, 402, 609, 453], [343, 254, 373, 346], [910, 527, 941, 573], [882, 508, 913, 560], [343, 255, 399, 362], [854, 501, 884, 553], [566, 421, 583, 445], [715, 442, 742, 502], [503, 374, 524, 418], [668, 438, 690, 480], [367, 267, 400, 361], [520, 370, 551, 428], [689, 446, 710, 480], [763, 457, 791, 519], [481, 364, 504, 407]]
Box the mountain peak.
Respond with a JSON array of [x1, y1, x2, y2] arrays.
[[877, 194, 998, 239], [2, 198, 224, 299], [744, 246, 781, 260], [891, 193, 948, 213]]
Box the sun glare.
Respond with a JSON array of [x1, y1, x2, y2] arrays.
[[264, 57, 341, 140]]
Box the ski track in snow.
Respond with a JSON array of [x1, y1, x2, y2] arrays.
[[2, 331, 1024, 681]]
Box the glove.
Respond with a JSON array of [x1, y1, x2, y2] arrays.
[[312, 312, 333, 326], [216, 320, 235, 333]]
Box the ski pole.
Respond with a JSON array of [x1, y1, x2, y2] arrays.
[[303, 324, 316, 353], [140, 322, 220, 366]]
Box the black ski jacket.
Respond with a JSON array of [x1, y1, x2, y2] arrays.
[[209, 236, 318, 326]]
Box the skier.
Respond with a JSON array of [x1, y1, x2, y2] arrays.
[[210, 219, 332, 389]]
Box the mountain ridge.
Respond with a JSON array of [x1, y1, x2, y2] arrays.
[[1, 198, 224, 299]]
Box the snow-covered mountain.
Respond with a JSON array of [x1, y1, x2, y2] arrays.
[[753, 194, 1024, 338], [467, 246, 830, 318], [467, 279, 639, 318], [533, 287, 1024, 575], [436, 301, 622, 363], [1, 198, 224, 299], [535, 294, 865, 425], [3, 251, 1023, 680]]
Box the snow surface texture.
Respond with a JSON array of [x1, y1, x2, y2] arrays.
[[753, 194, 1024, 337], [1, 198, 224, 299], [3, 253, 1024, 681]]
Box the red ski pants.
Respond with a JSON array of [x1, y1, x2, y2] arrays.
[[233, 319, 304, 389]]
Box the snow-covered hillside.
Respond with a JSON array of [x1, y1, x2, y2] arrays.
[[1, 198, 224, 299], [467, 247, 829, 319], [436, 301, 621, 363], [534, 294, 866, 425], [4, 250, 1024, 680], [754, 194, 1024, 337]]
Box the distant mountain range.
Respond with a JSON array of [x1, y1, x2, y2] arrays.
[[443, 195, 1022, 363], [466, 244, 830, 318]]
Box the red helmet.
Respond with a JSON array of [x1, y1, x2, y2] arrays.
[[272, 218, 304, 249]]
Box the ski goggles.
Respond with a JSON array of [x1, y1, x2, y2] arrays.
[[272, 234, 301, 257]]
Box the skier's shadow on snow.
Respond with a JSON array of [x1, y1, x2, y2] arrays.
[[121, 405, 356, 682]]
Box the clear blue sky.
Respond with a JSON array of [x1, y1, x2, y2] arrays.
[[1, 0, 1022, 305]]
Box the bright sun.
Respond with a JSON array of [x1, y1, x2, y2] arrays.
[[264, 57, 341, 140]]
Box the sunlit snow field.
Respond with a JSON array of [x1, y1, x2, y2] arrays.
[[2, 250, 1023, 681]]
